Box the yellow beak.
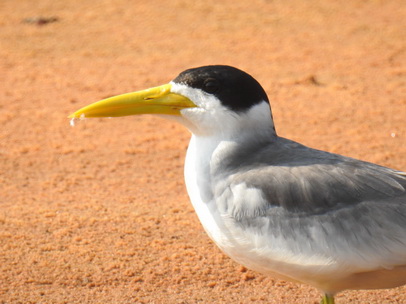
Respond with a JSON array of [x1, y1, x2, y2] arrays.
[[68, 83, 196, 119]]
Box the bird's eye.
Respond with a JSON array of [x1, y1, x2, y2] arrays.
[[203, 79, 220, 94]]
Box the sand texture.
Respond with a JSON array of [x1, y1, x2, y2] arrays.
[[1, 0, 405, 303]]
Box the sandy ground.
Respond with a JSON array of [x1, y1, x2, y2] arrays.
[[1, 0, 405, 303]]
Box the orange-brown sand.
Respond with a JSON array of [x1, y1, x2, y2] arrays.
[[0, 0, 405, 303]]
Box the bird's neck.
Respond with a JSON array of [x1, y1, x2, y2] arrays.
[[184, 125, 276, 205], [183, 101, 276, 205]]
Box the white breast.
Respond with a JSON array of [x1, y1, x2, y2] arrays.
[[184, 135, 230, 246]]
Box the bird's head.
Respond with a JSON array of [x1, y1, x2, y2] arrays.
[[69, 65, 275, 138]]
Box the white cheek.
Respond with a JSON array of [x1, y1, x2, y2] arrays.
[[172, 82, 233, 135]]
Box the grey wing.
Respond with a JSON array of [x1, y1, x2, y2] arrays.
[[222, 138, 406, 269], [244, 155, 406, 214]]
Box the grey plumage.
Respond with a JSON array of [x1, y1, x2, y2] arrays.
[[222, 137, 406, 212], [212, 136, 406, 272]]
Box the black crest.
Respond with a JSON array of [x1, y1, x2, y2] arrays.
[[173, 65, 269, 112]]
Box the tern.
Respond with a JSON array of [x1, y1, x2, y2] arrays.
[[69, 65, 406, 304]]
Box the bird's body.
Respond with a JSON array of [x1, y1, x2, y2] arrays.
[[70, 65, 406, 303], [185, 126, 406, 294]]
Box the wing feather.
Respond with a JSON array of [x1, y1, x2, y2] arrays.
[[216, 137, 406, 270]]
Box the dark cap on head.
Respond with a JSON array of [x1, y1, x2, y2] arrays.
[[173, 65, 269, 112]]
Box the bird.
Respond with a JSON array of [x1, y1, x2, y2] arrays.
[[69, 65, 406, 304]]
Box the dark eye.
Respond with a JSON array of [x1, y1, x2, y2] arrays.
[[203, 79, 220, 94]]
